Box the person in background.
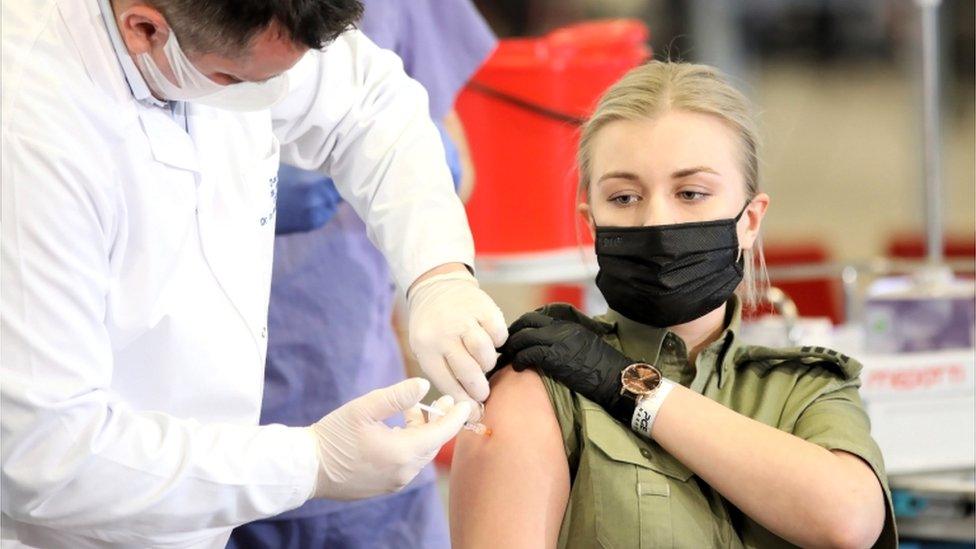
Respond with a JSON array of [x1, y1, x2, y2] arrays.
[[227, 2, 496, 548]]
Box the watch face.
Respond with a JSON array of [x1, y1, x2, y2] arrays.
[[621, 364, 662, 395]]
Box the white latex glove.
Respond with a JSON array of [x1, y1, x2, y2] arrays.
[[308, 377, 471, 500], [407, 270, 508, 408]]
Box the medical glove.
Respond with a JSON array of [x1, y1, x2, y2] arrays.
[[274, 165, 343, 235], [308, 378, 470, 500], [407, 271, 507, 410], [496, 311, 637, 424]]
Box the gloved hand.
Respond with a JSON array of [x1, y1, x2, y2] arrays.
[[274, 165, 343, 235], [308, 377, 470, 500], [496, 311, 637, 423], [407, 271, 507, 412]]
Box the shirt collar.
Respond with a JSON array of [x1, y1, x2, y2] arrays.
[[603, 309, 668, 365], [604, 296, 744, 389], [97, 0, 167, 108], [717, 296, 744, 389]]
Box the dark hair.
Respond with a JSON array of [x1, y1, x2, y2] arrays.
[[150, 0, 364, 55]]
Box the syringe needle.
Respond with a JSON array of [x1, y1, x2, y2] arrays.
[[415, 403, 492, 437], [462, 422, 492, 436]]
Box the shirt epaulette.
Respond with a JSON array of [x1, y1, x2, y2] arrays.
[[734, 345, 863, 380], [539, 302, 615, 336]]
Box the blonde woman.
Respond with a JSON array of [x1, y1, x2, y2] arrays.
[[449, 61, 896, 548]]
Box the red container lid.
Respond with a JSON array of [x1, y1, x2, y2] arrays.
[[458, 20, 651, 273], [469, 19, 651, 119]]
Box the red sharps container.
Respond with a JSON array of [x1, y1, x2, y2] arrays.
[[458, 20, 650, 283]]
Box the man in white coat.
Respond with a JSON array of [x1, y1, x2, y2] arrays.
[[0, 0, 508, 547]]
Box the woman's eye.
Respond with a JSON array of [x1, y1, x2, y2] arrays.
[[677, 190, 708, 201], [610, 194, 641, 206]]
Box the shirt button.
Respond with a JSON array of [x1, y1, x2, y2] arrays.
[[260, 326, 267, 339], [640, 448, 652, 459]]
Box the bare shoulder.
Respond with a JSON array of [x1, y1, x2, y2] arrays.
[[449, 366, 569, 548], [453, 365, 560, 460], [487, 365, 552, 408]]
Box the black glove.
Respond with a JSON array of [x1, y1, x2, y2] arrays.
[[494, 303, 613, 367], [532, 303, 615, 337], [495, 311, 637, 423]]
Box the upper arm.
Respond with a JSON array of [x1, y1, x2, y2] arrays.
[[0, 130, 317, 538], [2, 128, 116, 390], [272, 31, 471, 291], [793, 384, 884, 483], [449, 366, 570, 549], [795, 384, 894, 547]]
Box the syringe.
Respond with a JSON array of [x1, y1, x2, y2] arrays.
[[415, 403, 492, 436]]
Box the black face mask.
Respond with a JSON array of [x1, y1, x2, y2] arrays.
[[594, 204, 748, 328]]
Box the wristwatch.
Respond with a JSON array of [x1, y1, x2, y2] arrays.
[[619, 363, 675, 440], [619, 363, 663, 401], [608, 362, 661, 423]]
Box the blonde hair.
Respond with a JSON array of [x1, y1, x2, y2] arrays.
[[578, 60, 769, 307]]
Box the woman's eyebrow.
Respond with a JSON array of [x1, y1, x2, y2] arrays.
[[672, 166, 721, 179], [596, 171, 641, 184]]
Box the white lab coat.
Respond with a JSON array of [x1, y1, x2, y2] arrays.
[[0, 0, 473, 547]]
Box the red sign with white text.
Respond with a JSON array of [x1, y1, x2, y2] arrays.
[[859, 350, 975, 398]]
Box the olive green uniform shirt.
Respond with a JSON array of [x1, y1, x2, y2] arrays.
[[538, 300, 897, 548]]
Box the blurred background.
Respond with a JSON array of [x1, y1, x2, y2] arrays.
[[463, 0, 973, 312]]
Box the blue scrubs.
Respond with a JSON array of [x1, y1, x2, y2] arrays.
[[228, 204, 447, 548], [227, 482, 449, 549], [227, 2, 496, 548]]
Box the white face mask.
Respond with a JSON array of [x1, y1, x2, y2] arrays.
[[135, 28, 289, 111]]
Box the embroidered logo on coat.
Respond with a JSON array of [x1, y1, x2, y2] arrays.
[[259, 173, 278, 227]]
